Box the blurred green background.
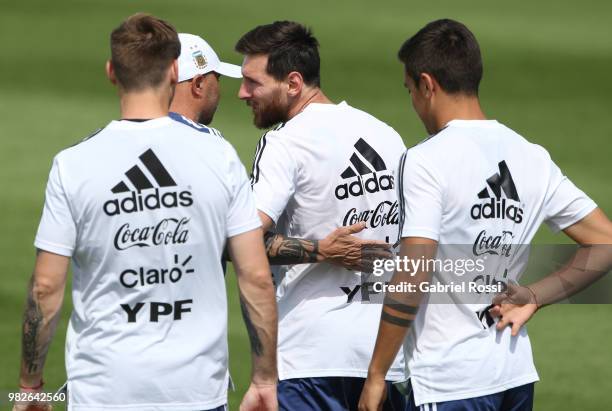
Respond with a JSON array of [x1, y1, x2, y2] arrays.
[[0, 0, 610, 410]]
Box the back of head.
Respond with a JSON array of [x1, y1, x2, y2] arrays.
[[398, 19, 482, 95], [110, 13, 181, 91], [235, 20, 321, 87]]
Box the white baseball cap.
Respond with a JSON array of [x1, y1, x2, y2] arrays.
[[177, 33, 242, 81]]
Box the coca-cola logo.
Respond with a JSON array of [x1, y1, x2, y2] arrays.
[[114, 217, 190, 251], [472, 229, 514, 257], [343, 200, 399, 228]]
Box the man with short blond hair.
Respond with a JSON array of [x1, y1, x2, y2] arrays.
[[15, 13, 278, 411]]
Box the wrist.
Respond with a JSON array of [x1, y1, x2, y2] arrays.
[[366, 366, 387, 381], [317, 238, 330, 262], [525, 285, 540, 309], [251, 376, 278, 386], [19, 378, 44, 392]]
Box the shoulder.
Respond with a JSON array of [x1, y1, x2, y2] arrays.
[[254, 123, 291, 150], [56, 122, 112, 162], [168, 112, 225, 139], [494, 122, 554, 165]]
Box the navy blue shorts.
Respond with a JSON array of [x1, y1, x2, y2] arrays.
[[406, 382, 534, 411], [199, 406, 226, 411], [278, 376, 407, 411]]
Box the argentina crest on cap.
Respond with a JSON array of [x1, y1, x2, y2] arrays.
[[192, 50, 207, 69]]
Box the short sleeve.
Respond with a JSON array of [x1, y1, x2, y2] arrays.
[[34, 156, 77, 256], [544, 160, 597, 232], [226, 145, 262, 238], [397, 149, 443, 241], [250, 131, 297, 223]]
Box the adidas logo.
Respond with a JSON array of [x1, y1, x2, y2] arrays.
[[103, 149, 193, 217], [470, 160, 523, 223], [335, 138, 394, 200]]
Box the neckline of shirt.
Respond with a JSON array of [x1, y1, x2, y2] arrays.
[[107, 116, 172, 129], [446, 119, 499, 127], [303, 100, 348, 112]]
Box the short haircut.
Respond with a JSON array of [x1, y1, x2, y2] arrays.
[[235, 21, 321, 87], [110, 13, 181, 91], [398, 19, 483, 95]]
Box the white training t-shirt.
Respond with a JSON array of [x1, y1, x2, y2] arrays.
[[251, 101, 406, 380], [35, 114, 261, 411], [397, 119, 597, 406]]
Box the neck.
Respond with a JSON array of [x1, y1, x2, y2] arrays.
[[286, 87, 332, 120], [431, 94, 486, 133], [119, 87, 172, 120], [169, 100, 198, 123]]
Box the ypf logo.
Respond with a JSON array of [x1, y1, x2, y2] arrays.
[[103, 149, 193, 217], [470, 160, 524, 223], [335, 138, 394, 200]]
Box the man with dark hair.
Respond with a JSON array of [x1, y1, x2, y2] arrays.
[[14, 13, 278, 411], [170, 33, 389, 272], [235, 21, 407, 411], [359, 18, 612, 411]]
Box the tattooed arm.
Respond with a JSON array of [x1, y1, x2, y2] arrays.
[[259, 211, 392, 270], [227, 227, 278, 410], [264, 231, 319, 264], [358, 238, 437, 411], [19, 250, 69, 389]]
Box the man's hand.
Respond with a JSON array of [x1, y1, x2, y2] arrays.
[[490, 283, 539, 336], [12, 384, 52, 411], [240, 382, 278, 411], [358, 374, 387, 411], [12, 403, 52, 411], [319, 222, 393, 272]]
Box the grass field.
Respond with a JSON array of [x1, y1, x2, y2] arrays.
[[0, 0, 610, 410]]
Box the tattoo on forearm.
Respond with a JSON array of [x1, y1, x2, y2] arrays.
[[22, 281, 43, 374], [381, 310, 414, 328], [239, 294, 264, 357], [383, 296, 419, 315], [264, 232, 319, 265]]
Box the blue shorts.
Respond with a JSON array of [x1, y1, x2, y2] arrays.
[[278, 376, 407, 411], [406, 381, 534, 411]]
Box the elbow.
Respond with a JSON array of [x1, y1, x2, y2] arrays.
[[251, 269, 275, 289], [30, 274, 65, 308]]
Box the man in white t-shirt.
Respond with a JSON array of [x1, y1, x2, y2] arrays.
[[235, 21, 408, 411], [359, 19, 612, 411], [169, 33, 378, 273], [14, 14, 278, 411]]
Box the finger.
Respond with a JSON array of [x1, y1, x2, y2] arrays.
[[359, 240, 392, 249], [344, 222, 367, 235], [361, 249, 393, 259], [496, 315, 510, 332], [358, 261, 376, 273], [511, 320, 523, 337], [489, 306, 502, 318]]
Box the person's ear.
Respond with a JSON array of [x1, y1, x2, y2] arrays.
[[191, 75, 205, 97], [169, 60, 179, 85], [286, 71, 304, 98], [420, 73, 436, 98], [106, 60, 117, 85]]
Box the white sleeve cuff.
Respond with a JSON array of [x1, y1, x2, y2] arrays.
[[34, 237, 74, 257]]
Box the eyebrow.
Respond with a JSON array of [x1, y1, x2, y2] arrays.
[[243, 75, 262, 85]]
